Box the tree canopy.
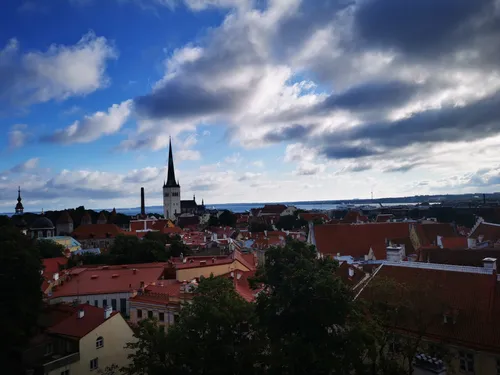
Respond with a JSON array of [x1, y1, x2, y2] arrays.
[[36, 239, 66, 258], [0, 226, 43, 374], [218, 210, 237, 227]]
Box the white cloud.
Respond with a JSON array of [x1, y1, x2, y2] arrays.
[[8, 124, 29, 149], [0, 31, 116, 107], [8, 158, 40, 174], [46, 100, 133, 144], [224, 152, 242, 164]]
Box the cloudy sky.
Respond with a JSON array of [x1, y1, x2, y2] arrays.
[[2, 0, 500, 212]]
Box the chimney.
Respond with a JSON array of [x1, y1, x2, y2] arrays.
[[140, 281, 145, 288], [413, 354, 446, 375], [133, 269, 137, 274], [483, 257, 497, 271], [386, 246, 403, 262], [77, 309, 85, 319], [104, 306, 112, 320], [141, 187, 146, 216]]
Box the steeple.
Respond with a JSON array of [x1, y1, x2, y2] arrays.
[[15, 186, 24, 214], [164, 137, 180, 188]]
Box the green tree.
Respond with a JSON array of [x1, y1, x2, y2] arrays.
[[219, 210, 237, 227], [122, 319, 169, 375], [36, 239, 66, 258], [275, 215, 307, 230], [252, 240, 370, 374], [208, 215, 220, 227], [0, 226, 43, 374], [249, 222, 272, 232], [0, 215, 12, 227]]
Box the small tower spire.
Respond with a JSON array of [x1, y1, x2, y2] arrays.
[[165, 136, 180, 188], [15, 186, 24, 214]]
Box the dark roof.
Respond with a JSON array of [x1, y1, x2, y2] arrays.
[[181, 200, 198, 209], [360, 263, 500, 353], [165, 138, 180, 188], [414, 223, 456, 247], [30, 216, 55, 230], [469, 222, 500, 242], [418, 247, 500, 271], [261, 204, 287, 214], [72, 224, 125, 240], [178, 215, 200, 227]]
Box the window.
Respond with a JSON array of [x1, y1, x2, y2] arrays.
[[96, 336, 103, 349], [164, 192, 169, 197], [38, 231, 43, 238], [102, 299, 107, 308], [60, 370, 70, 375], [137, 309, 143, 319], [459, 351, 474, 373], [94, 300, 98, 307], [45, 342, 53, 356], [120, 298, 127, 315], [111, 299, 117, 311], [90, 358, 98, 371], [148, 310, 153, 319], [159, 312, 165, 322]]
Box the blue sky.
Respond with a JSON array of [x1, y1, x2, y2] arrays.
[[2, 0, 500, 212]]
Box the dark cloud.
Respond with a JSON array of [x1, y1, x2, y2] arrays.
[[384, 163, 421, 173], [263, 124, 315, 143], [344, 163, 372, 173], [135, 82, 248, 120], [320, 144, 380, 159], [354, 0, 492, 57], [317, 90, 500, 159], [318, 81, 422, 112]]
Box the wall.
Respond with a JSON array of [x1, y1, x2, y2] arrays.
[[163, 186, 181, 220], [176, 260, 250, 281], [50, 292, 133, 316], [129, 300, 180, 327]]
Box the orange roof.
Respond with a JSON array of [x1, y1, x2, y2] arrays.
[[360, 263, 500, 353], [440, 236, 468, 250], [72, 223, 126, 240], [414, 223, 456, 247], [47, 304, 119, 338], [221, 270, 260, 302], [129, 281, 186, 305], [43, 257, 68, 275], [343, 211, 363, 223], [469, 222, 500, 242], [50, 263, 167, 297], [314, 223, 410, 259]]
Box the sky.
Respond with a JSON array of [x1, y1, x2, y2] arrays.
[[2, 0, 500, 212]]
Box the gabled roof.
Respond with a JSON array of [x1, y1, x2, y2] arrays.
[[469, 222, 500, 242], [300, 213, 330, 222], [47, 304, 119, 339], [414, 223, 456, 247], [314, 223, 410, 259], [72, 224, 125, 240], [418, 247, 500, 271], [260, 204, 287, 214], [359, 263, 500, 353], [181, 200, 198, 209]]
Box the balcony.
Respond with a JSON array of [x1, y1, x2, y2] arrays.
[[43, 352, 80, 373]]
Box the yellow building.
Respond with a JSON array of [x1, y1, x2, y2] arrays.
[[43, 236, 82, 253], [24, 303, 136, 374]]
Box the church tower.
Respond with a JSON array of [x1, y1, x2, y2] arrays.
[[163, 138, 181, 220], [15, 186, 24, 214]]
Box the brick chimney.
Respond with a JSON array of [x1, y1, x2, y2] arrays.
[[140, 187, 146, 217]]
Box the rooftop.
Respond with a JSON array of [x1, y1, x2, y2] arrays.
[[50, 263, 167, 297]]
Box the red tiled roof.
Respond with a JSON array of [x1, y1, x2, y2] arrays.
[[50, 263, 167, 297], [336, 262, 366, 286], [469, 222, 500, 242], [360, 264, 500, 353], [221, 270, 260, 302], [163, 226, 183, 235], [414, 223, 456, 247], [418, 247, 500, 271], [375, 214, 394, 223], [129, 281, 185, 305], [314, 223, 410, 259], [43, 257, 68, 275], [342, 211, 363, 224], [47, 304, 119, 339], [440, 236, 468, 250], [72, 224, 126, 240], [260, 204, 287, 215]]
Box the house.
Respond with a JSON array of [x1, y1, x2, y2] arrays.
[[280, 206, 297, 216], [300, 212, 330, 223], [409, 222, 457, 250], [358, 260, 500, 375], [129, 281, 195, 328], [375, 214, 394, 223], [42, 236, 82, 254], [29, 216, 56, 239], [311, 222, 411, 260], [23, 303, 136, 375], [42, 257, 68, 295], [48, 263, 168, 316], [417, 247, 500, 271], [437, 236, 468, 249], [259, 204, 287, 216], [468, 218, 500, 248], [71, 223, 126, 250], [169, 250, 255, 281]]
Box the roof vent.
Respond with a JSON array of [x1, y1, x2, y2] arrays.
[[112, 274, 119, 278], [77, 309, 85, 319], [91, 275, 99, 279], [200, 260, 207, 265]]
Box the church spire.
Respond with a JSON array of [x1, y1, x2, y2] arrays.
[[15, 186, 24, 214], [165, 137, 180, 188]]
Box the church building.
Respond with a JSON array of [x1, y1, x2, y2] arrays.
[[163, 138, 205, 220]]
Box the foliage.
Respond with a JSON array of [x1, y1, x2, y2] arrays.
[[275, 214, 307, 230], [0, 215, 12, 227], [207, 215, 220, 227], [249, 222, 273, 232], [122, 319, 169, 375], [0, 226, 43, 374], [97, 364, 120, 375], [36, 239, 66, 258], [252, 240, 371, 374], [218, 210, 237, 227]]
